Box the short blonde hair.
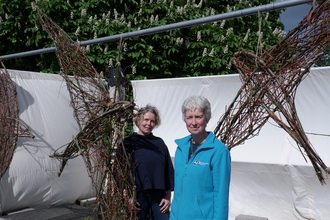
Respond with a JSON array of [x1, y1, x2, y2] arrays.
[[133, 104, 161, 127]]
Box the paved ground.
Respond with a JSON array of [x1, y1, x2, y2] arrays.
[[0, 204, 98, 220]]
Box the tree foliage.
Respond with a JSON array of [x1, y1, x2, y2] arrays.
[[315, 46, 330, 67], [0, 0, 285, 80]]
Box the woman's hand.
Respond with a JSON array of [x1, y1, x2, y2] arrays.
[[159, 191, 172, 213]]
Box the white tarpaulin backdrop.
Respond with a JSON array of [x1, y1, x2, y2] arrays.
[[0, 70, 94, 213], [131, 67, 330, 220]]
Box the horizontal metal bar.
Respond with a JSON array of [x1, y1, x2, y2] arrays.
[[0, 0, 312, 60]]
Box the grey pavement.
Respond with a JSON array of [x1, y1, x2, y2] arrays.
[[0, 204, 98, 220]]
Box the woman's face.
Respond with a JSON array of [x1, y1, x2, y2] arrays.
[[184, 109, 208, 135], [137, 111, 156, 136]]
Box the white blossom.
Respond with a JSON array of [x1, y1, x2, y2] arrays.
[[150, 15, 154, 23], [134, 17, 138, 25], [202, 48, 207, 57], [81, 9, 87, 17], [70, 12, 74, 19], [221, 35, 225, 42], [177, 6, 183, 14], [209, 48, 215, 57], [223, 45, 228, 54], [226, 5, 232, 12], [265, 12, 269, 21], [31, 2, 37, 11], [226, 27, 233, 37], [109, 58, 113, 67], [114, 9, 118, 19], [74, 26, 80, 36], [88, 16, 93, 24], [104, 45, 108, 54], [176, 37, 183, 45], [220, 20, 225, 28], [94, 32, 97, 39], [123, 42, 128, 51], [86, 45, 90, 52], [197, 0, 202, 8], [226, 61, 231, 69], [197, 31, 201, 41], [132, 66, 136, 74], [273, 27, 279, 35], [155, 15, 159, 23], [243, 28, 250, 42], [211, 8, 215, 16]]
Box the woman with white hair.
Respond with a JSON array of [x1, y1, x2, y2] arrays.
[[170, 96, 231, 220]]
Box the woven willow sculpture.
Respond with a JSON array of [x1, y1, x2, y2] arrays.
[[36, 7, 138, 220], [34, 2, 330, 220], [215, 0, 330, 184], [0, 66, 34, 180]]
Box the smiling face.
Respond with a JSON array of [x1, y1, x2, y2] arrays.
[[184, 108, 208, 135], [137, 111, 156, 136]]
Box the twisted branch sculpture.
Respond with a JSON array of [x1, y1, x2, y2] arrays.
[[36, 6, 138, 220], [0, 64, 34, 180], [215, 0, 330, 184]]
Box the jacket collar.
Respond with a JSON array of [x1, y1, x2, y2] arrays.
[[175, 132, 216, 153]]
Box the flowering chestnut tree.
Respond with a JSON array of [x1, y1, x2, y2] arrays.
[[0, 0, 284, 80]]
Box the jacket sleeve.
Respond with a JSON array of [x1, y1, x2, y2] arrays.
[[164, 142, 175, 191], [213, 146, 231, 220]]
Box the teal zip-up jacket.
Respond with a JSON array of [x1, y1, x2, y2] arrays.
[[170, 132, 231, 220]]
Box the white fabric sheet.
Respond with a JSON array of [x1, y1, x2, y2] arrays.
[[131, 66, 330, 220], [0, 70, 94, 213]]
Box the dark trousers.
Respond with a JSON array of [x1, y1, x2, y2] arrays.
[[137, 189, 169, 220]]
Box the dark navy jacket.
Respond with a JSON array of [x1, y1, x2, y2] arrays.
[[124, 132, 174, 193]]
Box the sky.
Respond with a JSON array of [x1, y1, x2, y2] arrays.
[[278, 1, 312, 32]]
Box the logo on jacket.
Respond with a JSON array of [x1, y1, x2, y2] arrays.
[[193, 160, 209, 166]]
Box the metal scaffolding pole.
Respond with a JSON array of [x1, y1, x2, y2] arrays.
[[0, 0, 313, 60]]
